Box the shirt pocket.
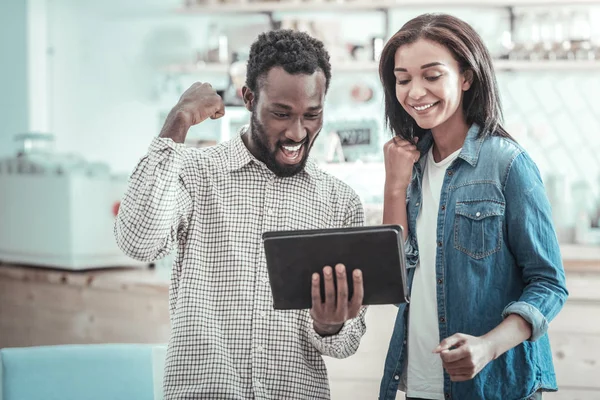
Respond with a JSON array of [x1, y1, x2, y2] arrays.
[[453, 199, 505, 260]]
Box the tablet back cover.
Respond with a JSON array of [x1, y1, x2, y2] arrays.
[[263, 225, 408, 310]]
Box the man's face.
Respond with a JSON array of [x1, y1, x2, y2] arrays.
[[242, 67, 326, 177]]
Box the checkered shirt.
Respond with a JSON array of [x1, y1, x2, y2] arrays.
[[115, 129, 367, 399]]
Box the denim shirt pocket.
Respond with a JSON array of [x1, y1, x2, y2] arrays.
[[454, 199, 505, 260]]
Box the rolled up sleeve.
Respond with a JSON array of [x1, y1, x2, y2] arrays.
[[502, 152, 568, 341]]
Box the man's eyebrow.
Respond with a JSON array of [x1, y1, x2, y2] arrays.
[[270, 104, 323, 112], [271, 103, 293, 110]]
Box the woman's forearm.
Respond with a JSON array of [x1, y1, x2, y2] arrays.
[[383, 187, 409, 241], [483, 314, 533, 360]]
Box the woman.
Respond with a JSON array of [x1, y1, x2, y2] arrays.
[[378, 14, 568, 400]]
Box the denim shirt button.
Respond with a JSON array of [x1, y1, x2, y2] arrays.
[[437, 278, 443, 284], [394, 375, 400, 381], [441, 205, 446, 211], [440, 316, 446, 323], [415, 202, 420, 207], [437, 241, 442, 247], [445, 394, 450, 399], [447, 170, 453, 176]]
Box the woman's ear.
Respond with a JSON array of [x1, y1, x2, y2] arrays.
[[462, 70, 473, 92], [242, 86, 254, 112]]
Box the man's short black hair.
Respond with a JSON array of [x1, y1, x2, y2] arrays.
[[245, 29, 331, 96]]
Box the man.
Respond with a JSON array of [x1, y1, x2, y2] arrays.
[[115, 29, 367, 399]]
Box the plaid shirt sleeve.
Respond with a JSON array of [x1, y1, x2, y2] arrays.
[[309, 192, 368, 359], [114, 137, 193, 262]]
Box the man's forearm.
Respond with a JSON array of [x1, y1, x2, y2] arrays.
[[159, 108, 192, 144], [483, 314, 533, 360]]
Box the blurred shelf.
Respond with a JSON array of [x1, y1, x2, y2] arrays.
[[160, 61, 380, 74], [495, 59, 600, 71], [161, 60, 600, 75], [162, 63, 230, 73], [178, 0, 600, 14]]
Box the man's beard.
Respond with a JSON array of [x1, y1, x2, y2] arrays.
[[249, 112, 311, 178]]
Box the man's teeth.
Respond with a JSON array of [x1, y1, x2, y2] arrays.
[[414, 103, 437, 111], [282, 144, 302, 152]]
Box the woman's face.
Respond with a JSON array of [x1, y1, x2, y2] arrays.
[[393, 38, 471, 132]]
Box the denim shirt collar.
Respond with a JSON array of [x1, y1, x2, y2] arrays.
[[416, 123, 484, 167]]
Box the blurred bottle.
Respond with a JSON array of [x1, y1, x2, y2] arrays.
[[205, 23, 229, 64]]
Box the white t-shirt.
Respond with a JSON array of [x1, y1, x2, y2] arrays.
[[406, 146, 461, 400]]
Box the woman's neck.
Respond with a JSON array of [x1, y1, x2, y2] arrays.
[[430, 113, 470, 163]]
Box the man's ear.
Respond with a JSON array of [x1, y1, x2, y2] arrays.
[[242, 86, 254, 112], [462, 70, 473, 92]]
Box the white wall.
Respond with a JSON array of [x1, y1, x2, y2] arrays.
[[0, 0, 29, 158], [45, 0, 269, 174]]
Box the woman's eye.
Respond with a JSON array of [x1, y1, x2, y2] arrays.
[[396, 79, 410, 85], [425, 75, 442, 82]]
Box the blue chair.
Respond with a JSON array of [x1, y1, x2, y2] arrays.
[[0, 343, 167, 400]]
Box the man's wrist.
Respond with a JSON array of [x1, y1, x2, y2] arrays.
[[313, 321, 343, 337]]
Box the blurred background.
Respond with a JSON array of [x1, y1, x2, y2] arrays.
[[1, 0, 600, 399]]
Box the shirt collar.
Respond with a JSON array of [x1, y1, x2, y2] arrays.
[[417, 123, 484, 167]]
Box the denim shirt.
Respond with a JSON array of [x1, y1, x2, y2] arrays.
[[379, 124, 569, 400]]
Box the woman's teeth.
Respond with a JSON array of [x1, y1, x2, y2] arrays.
[[413, 102, 437, 111]]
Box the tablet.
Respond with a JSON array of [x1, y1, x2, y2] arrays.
[[262, 225, 409, 310]]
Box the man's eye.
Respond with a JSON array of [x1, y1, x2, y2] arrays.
[[305, 114, 320, 119], [273, 112, 288, 118]]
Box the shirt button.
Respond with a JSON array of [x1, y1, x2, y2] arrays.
[[415, 202, 420, 207], [255, 379, 262, 387], [437, 241, 442, 247], [260, 311, 267, 318], [440, 316, 446, 323], [437, 278, 443, 284], [441, 205, 446, 211], [267, 208, 275, 216], [261, 277, 268, 284], [475, 211, 481, 217], [257, 345, 264, 353], [447, 170, 453, 176], [445, 394, 450, 399], [394, 375, 400, 381]]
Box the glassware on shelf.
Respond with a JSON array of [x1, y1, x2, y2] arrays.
[[204, 23, 229, 64], [507, 6, 598, 62], [568, 9, 595, 60], [509, 10, 530, 61]]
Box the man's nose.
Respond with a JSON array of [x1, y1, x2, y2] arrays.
[[286, 118, 307, 143]]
